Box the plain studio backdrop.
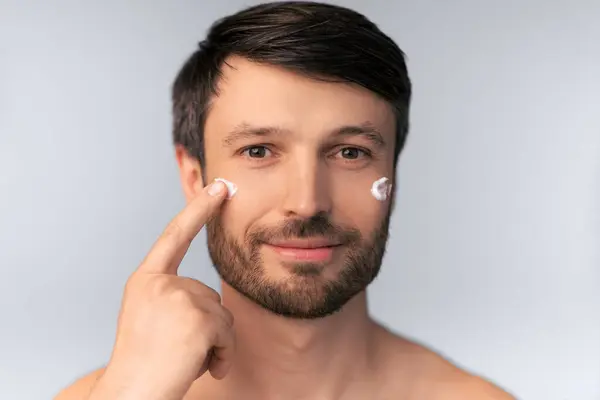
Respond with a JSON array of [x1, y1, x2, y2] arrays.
[[1, 1, 599, 399]]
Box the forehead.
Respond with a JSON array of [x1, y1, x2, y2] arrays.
[[204, 56, 395, 141]]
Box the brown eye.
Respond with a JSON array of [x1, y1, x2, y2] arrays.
[[340, 147, 364, 159], [243, 146, 270, 158]]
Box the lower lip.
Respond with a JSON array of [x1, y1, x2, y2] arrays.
[[266, 244, 337, 262]]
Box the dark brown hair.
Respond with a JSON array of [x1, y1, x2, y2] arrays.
[[172, 1, 412, 170]]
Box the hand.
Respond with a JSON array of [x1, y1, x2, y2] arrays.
[[89, 180, 234, 400]]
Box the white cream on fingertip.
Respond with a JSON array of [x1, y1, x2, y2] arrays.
[[214, 178, 238, 199], [371, 177, 392, 201]]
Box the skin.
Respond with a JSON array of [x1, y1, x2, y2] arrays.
[[55, 57, 515, 400]]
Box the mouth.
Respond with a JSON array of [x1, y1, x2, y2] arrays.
[[264, 239, 342, 262]]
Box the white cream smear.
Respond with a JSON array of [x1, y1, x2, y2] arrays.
[[371, 177, 392, 201], [214, 178, 238, 199]]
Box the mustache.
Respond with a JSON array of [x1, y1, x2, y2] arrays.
[[247, 212, 361, 245]]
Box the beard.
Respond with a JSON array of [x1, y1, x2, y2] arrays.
[[206, 211, 390, 319]]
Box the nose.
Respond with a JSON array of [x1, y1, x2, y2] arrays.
[[280, 156, 332, 219]]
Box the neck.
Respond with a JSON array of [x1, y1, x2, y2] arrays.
[[217, 283, 378, 399]]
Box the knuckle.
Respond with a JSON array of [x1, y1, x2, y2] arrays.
[[188, 310, 216, 337], [124, 274, 148, 295], [162, 220, 192, 247], [203, 287, 222, 303], [162, 220, 183, 241], [222, 307, 235, 327], [169, 288, 193, 305], [164, 219, 181, 237], [146, 276, 171, 296], [181, 277, 221, 303]]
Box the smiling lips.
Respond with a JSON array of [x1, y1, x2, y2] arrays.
[[265, 239, 341, 262]]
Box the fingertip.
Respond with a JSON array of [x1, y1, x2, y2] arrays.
[[209, 361, 231, 380], [207, 180, 227, 197], [209, 370, 225, 380]]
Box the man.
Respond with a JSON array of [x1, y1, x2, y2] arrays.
[[57, 2, 515, 399]]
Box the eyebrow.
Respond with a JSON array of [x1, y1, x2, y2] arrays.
[[333, 122, 386, 148], [222, 123, 290, 146], [222, 121, 387, 148]]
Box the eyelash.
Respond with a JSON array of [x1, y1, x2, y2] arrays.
[[239, 145, 373, 163]]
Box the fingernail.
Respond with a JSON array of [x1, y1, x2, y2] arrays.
[[214, 178, 238, 199], [208, 181, 225, 196]]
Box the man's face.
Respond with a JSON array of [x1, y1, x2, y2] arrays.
[[203, 57, 396, 319]]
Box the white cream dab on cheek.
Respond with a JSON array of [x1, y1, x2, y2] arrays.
[[371, 177, 392, 201], [214, 178, 238, 199]]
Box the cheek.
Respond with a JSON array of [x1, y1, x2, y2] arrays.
[[216, 173, 278, 233], [330, 174, 392, 229]]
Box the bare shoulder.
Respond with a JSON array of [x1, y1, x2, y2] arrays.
[[374, 325, 516, 400], [422, 358, 516, 400], [54, 368, 106, 400], [449, 373, 516, 400]]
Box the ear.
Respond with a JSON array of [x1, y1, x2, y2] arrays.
[[175, 145, 204, 203]]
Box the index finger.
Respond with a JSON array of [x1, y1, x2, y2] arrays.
[[138, 180, 227, 275]]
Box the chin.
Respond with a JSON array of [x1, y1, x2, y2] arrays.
[[232, 272, 364, 320]]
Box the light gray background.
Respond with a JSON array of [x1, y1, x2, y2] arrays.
[[1, 1, 599, 399]]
